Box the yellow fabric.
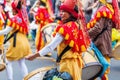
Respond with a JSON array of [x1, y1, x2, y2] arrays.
[[0, 26, 4, 50], [6, 30, 32, 61], [35, 27, 45, 51], [41, 0, 46, 3], [112, 28, 120, 41], [57, 42, 83, 80], [99, 0, 114, 13]]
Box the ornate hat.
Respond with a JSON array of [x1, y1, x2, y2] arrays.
[[59, 0, 78, 18]]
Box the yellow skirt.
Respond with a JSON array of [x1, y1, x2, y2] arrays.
[[60, 57, 83, 80], [6, 32, 32, 61]]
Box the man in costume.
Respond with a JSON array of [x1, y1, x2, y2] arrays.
[[35, 0, 54, 52], [0, 0, 32, 80], [87, 0, 120, 80], [26, 0, 90, 80]]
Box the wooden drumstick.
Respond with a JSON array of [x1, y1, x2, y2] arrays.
[[36, 57, 56, 62]]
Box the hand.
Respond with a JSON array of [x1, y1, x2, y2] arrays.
[[25, 53, 40, 61]]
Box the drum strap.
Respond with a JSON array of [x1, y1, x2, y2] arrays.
[[93, 27, 107, 42], [56, 45, 71, 62], [4, 30, 19, 47]]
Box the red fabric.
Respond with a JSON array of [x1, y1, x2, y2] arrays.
[[4, 0, 6, 5], [11, 2, 19, 12], [112, 0, 120, 29], [8, 11, 28, 34], [36, 31, 43, 51], [101, 75, 108, 80], [59, 0, 78, 18], [35, 7, 53, 51], [87, 6, 114, 29], [35, 7, 53, 24], [60, 5, 78, 18], [55, 22, 87, 52]]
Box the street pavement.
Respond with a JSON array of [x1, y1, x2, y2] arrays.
[[0, 40, 120, 80]]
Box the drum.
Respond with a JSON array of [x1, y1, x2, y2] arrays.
[[41, 23, 57, 44], [112, 41, 120, 60], [23, 66, 54, 80], [0, 49, 6, 71], [82, 48, 103, 80]]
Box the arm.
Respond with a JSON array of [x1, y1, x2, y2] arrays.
[[25, 33, 64, 60], [0, 26, 13, 35], [88, 18, 105, 40]]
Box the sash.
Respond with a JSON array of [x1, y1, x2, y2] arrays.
[[90, 42, 110, 77]]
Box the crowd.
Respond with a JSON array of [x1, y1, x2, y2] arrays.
[[0, 0, 120, 80]]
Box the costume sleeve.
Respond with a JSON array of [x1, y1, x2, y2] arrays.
[[38, 33, 64, 56], [0, 26, 13, 35], [88, 18, 104, 39]]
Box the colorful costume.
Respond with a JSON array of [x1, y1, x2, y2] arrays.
[[0, 11, 6, 50], [35, 6, 53, 51], [87, 0, 119, 80], [6, 4, 31, 61], [26, 0, 89, 80], [53, 21, 87, 80], [0, 1, 32, 80], [53, 0, 91, 79]]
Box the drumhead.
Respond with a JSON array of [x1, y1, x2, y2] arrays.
[[82, 62, 102, 80], [24, 66, 54, 80], [41, 23, 57, 43]]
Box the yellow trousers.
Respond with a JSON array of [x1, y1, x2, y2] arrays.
[[101, 55, 111, 80]]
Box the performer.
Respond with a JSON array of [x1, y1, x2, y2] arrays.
[[34, 0, 54, 52], [25, 0, 90, 80], [87, 0, 119, 80], [0, 0, 6, 52], [0, 0, 32, 80]]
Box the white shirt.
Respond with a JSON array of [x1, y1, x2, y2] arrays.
[[38, 33, 64, 56], [0, 26, 13, 35]]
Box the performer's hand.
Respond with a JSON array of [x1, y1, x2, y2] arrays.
[[25, 53, 40, 61]]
